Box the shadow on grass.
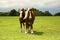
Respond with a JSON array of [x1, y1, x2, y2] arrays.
[[33, 31, 44, 35]]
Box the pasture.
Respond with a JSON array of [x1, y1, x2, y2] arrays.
[[0, 16, 60, 40]]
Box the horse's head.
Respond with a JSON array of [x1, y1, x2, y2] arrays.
[[19, 8, 25, 18], [23, 8, 34, 20]]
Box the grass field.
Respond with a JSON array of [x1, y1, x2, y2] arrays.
[[0, 16, 60, 40]]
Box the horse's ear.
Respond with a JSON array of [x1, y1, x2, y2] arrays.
[[31, 8, 34, 11], [25, 9, 27, 11]]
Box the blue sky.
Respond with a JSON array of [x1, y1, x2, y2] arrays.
[[0, 0, 60, 14]]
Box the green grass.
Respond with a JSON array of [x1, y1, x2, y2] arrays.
[[0, 16, 60, 40]]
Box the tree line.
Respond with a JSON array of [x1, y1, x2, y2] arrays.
[[0, 8, 60, 16]]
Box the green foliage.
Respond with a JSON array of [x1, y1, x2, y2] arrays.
[[33, 8, 52, 16], [0, 12, 9, 16], [43, 11, 52, 16], [0, 8, 60, 16], [33, 8, 44, 16], [9, 9, 18, 16], [54, 12, 60, 16]]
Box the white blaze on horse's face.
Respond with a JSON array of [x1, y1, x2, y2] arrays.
[[23, 10, 28, 19], [19, 8, 24, 18], [28, 8, 32, 19], [24, 8, 32, 19], [20, 11, 23, 18], [27, 8, 30, 11], [29, 11, 32, 19]]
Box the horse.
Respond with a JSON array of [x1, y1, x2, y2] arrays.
[[19, 8, 25, 32], [23, 8, 35, 33]]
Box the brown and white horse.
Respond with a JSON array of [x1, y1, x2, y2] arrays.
[[19, 8, 25, 32], [23, 8, 35, 33]]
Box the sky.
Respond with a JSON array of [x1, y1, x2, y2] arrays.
[[0, 0, 60, 14]]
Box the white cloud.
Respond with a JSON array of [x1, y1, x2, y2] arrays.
[[0, 0, 60, 8]]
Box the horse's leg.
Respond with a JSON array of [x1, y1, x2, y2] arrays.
[[23, 22, 25, 31], [23, 22, 25, 27], [19, 18, 22, 32], [20, 23, 22, 32], [30, 22, 34, 33], [25, 22, 29, 34]]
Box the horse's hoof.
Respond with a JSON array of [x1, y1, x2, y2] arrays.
[[31, 31, 34, 34], [25, 31, 27, 34], [20, 30, 22, 32]]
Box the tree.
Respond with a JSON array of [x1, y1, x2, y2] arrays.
[[54, 12, 60, 16], [32, 8, 44, 16], [0, 12, 9, 16], [39, 11, 44, 16], [9, 9, 17, 16], [44, 11, 52, 16]]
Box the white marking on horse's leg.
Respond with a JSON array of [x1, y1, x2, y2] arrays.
[[20, 29, 22, 32], [31, 30, 34, 34], [25, 31, 27, 34], [25, 25, 28, 34], [20, 23, 22, 32], [25, 29, 28, 34]]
